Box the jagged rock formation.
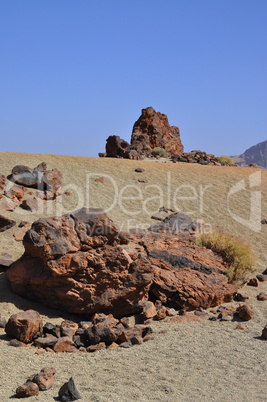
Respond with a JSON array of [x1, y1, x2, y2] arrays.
[[231, 140, 267, 169], [130, 107, 183, 156], [7, 208, 237, 318], [102, 107, 183, 159]]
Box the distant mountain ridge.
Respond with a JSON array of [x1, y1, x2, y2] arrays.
[[231, 140, 267, 169]]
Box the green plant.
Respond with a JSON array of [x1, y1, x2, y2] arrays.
[[196, 230, 255, 282], [218, 155, 234, 165], [151, 147, 169, 158]]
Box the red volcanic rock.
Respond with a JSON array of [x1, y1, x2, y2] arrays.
[[131, 107, 183, 156], [0, 214, 16, 232], [60, 320, 79, 338], [134, 230, 237, 311], [155, 306, 167, 320], [236, 323, 248, 330], [7, 208, 153, 318], [261, 325, 267, 340], [0, 174, 6, 192], [53, 336, 77, 353], [21, 198, 43, 213], [150, 266, 236, 311], [247, 277, 259, 287], [4, 184, 25, 202], [42, 168, 62, 193], [87, 342, 106, 352], [29, 367, 56, 391], [16, 382, 39, 398], [117, 326, 144, 344], [0, 199, 17, 212], [142, 301, 157, 319], [257, 292, 267, 301], [7, 209, 237, 318], [238, 303, 253, 321], [8, 339, 27, 347], [106, 135, 131, 158], [107, 342, 119, 349], [13, 222, 31, 241], [92, 313, 119, 327], [5, 309, 43, 343]]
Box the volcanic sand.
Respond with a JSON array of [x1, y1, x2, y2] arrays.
[[0, 152, 266, 401]]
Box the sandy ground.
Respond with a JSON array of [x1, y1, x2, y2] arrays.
[[0, 152, 266, 401]]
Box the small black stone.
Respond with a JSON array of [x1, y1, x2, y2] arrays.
[[43, 322, 61, 338], [135, 168, 145, 173], [256, 274, 267, 282], [234, 293, 249, 302], [58, 377, 82, 401], [142, 326, 153, 338], [209, 316, 217, 321]]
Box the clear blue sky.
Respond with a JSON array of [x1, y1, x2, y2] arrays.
[[1, 0, 266, 157]]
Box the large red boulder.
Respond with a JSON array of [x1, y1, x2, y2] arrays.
[[7, 209, 237, 318], [131, 107, 183, 156], [7, 208, 154, 317]]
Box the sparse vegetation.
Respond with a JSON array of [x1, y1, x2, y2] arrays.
[[151, 147, 169, 158], [196, 230, 255, 283], [218, 155, 234, 165]]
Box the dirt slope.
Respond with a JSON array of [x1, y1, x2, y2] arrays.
[[0, 152, 266, 401]]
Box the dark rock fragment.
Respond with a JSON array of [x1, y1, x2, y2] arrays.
[[58, 377, 82, 401]]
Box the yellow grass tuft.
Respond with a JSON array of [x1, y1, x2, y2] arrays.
[[151, 147, 169, 158], [196, 230, 255, 283], [218, 155, 234, 165]]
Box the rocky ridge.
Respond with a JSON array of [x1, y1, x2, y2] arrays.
[[231, 139, 267, 169], [100, 107, 234, 166]]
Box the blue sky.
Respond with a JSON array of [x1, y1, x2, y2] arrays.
[[1, 0, 266, 157]]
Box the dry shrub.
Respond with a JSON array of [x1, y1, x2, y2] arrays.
[[218, 155, 234, 165], [196, 230, 255, 283], [151, 147, 169, 158]]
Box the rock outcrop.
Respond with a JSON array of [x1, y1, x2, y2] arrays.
[[101, 107, 183, 159], [131, 107, 183, 156], [7, 208, 237, 317]]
